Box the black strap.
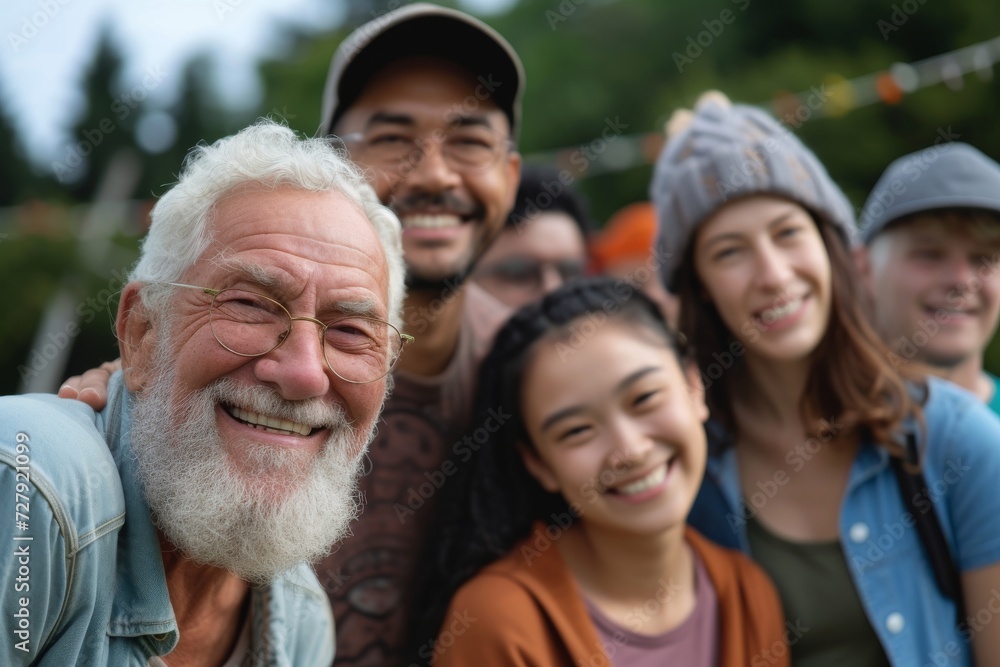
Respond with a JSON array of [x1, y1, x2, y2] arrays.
[[889, 432, 965, 627]]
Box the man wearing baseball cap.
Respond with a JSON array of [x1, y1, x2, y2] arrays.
[[856, 142, 1000, 414], [315, 5, 522, 665]]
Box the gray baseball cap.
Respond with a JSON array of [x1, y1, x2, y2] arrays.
[[860, 142, 1000, 244], [319, 3, 524, 138]]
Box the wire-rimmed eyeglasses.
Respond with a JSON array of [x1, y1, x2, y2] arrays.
[[165, 283, 413, 384]]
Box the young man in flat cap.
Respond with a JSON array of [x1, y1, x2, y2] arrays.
[[857, 142, 1000, 414]]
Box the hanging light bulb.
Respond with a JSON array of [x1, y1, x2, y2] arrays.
[[889, 62, 919, 93], [941, 60, 964, 91], [973, 45, 994, 82], [876, 73, 904, 104]]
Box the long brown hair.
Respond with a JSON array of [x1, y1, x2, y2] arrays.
[[674, 208, 921, 453]]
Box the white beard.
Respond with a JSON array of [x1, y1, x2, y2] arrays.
[[129, 344, 372, 585]]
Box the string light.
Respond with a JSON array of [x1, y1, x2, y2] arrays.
[[526, 35, 1000, 177]]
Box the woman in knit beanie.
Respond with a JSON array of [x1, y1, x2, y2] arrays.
[[652, 91, 1000, 666]]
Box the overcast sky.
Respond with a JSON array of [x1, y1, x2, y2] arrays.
[[0, 0, 513, 169]]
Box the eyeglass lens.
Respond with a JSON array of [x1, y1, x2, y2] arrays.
[[208, 289, 400, 383], [486, 259, 586, 287], [348, 125, 505, 173]]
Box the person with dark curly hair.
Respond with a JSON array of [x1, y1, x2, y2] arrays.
[[411, 277, 788, 666]]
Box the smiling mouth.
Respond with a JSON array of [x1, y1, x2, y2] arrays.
[[224, 404, 316, 437], [757, 296, 804, 323], [926, 305, 977, 318], [607, 457, 675, 497], [400, 213, 475, 230]]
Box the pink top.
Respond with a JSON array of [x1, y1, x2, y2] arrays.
[[584, 551, 719, 667]]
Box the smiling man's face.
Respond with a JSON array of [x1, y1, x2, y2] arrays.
[[334, 57, 521, 286], [862, 213, 1000, 368], [120, 185, 390, 582]]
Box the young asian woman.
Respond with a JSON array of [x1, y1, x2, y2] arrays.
[[410, 277, 789, 667]]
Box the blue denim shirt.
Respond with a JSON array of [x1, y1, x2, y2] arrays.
[[688, 377, 1000, 667], [0, 374, 334, 666]]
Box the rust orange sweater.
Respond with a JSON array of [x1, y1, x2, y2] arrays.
[[434, 526, 788, 666]]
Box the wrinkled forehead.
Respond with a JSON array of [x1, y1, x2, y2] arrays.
[[196, 187, 390, 305]]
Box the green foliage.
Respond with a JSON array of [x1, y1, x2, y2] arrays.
[[251, 0, 1000, 371], [4, 0, 1000, 384]]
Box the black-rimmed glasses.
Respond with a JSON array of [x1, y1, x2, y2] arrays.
[[339, 124, 513, 175]]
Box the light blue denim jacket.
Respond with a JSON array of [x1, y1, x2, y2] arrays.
[[688, 377, 1000, 667], [0, 374, 334, 666]]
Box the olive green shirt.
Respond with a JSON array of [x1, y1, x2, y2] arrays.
[[746, 517, 890, 667]]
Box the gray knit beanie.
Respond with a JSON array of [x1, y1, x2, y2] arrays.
[[859, 142, 1000, 244], [650, 95, 856, 292]]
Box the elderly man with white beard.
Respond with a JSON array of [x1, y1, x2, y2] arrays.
[[0, 120, 406, 666]]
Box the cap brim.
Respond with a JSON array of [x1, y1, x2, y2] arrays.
[[321, 5, 523, 138], [863, 195, 1000, 242]]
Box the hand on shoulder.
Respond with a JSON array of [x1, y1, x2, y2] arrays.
[[58, 359, 121, 409]]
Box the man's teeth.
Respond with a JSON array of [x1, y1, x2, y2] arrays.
[[229, 406, 313, 436], [403, 214, 462, 229], [616, 465, 667, 496], [761, 297, 802, 322]]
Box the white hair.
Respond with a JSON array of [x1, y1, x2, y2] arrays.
[[129, 119, 405, 329]]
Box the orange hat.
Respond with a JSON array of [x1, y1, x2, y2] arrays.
[[590, 202, 657, 273]]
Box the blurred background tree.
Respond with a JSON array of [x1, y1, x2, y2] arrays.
[[3, 0, 1000, 392]]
